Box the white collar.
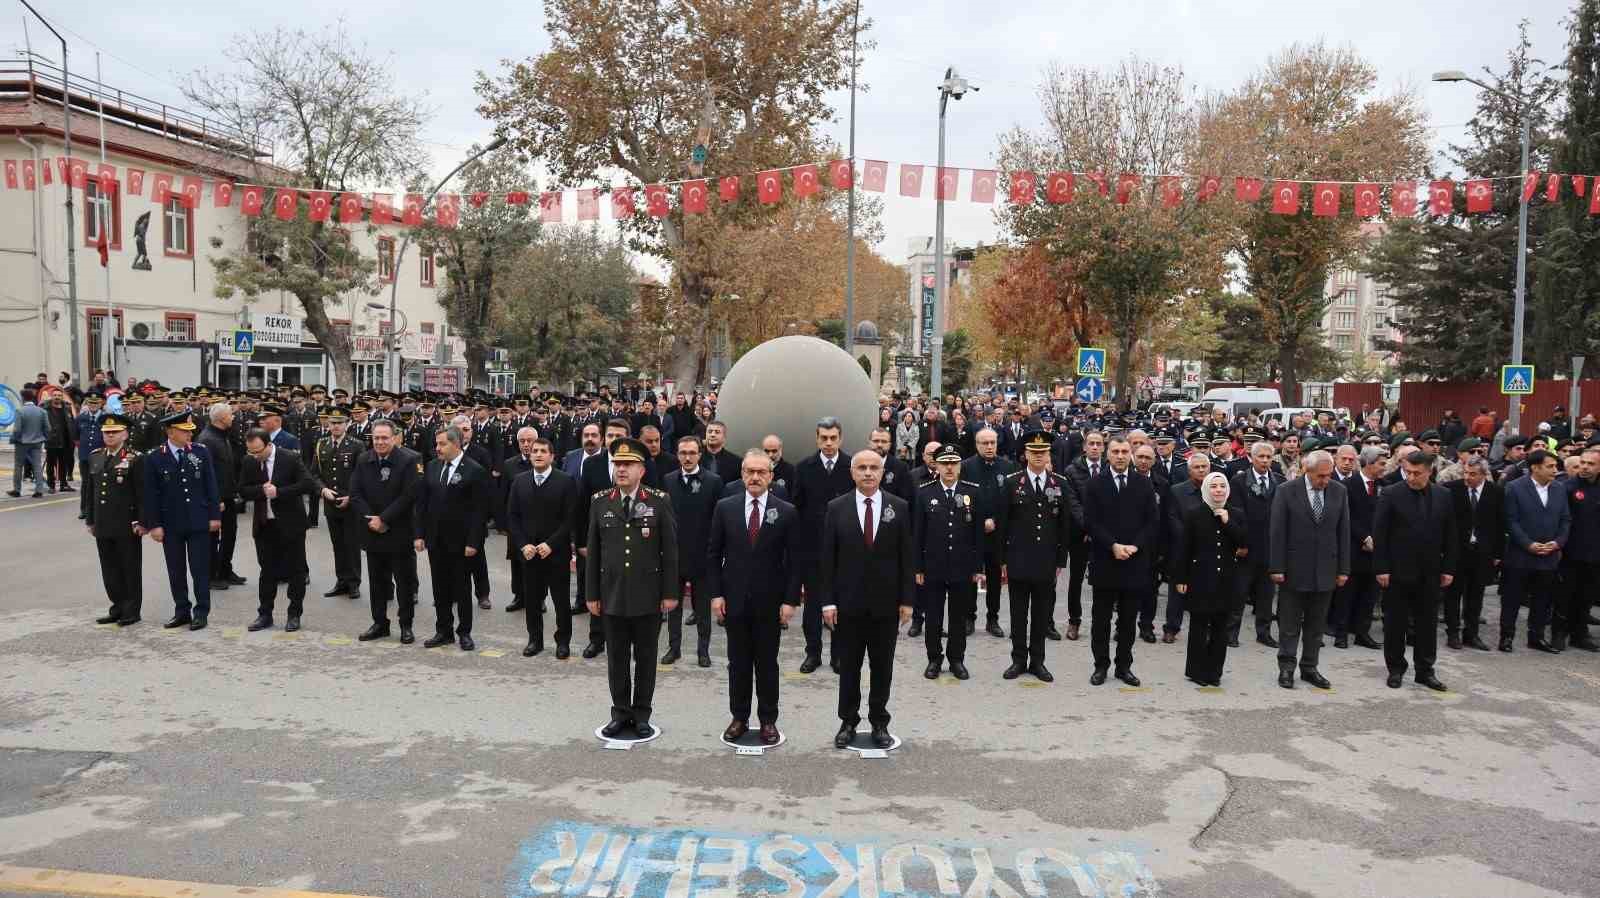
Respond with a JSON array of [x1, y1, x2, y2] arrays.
[[855, 489, 879, 504], [681, 466, 700, 477]]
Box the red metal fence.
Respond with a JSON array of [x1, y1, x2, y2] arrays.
[[1211, 379, 1599, 429]]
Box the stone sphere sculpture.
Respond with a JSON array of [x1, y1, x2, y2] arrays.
[[714, 336, 880, 463]]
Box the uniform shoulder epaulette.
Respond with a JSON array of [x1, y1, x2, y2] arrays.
[[960, 479, 980, 487], [1004, 469, 1025, 480], [593, 488, 611, 499], [917, 479, 941, 489]]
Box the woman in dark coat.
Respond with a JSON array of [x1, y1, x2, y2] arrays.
[[1172, 472, 1247, 685]]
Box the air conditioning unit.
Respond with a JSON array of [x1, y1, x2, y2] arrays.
[[130, 320, 160, 340]]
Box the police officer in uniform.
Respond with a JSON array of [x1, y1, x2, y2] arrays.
[[123, 393, 160, 453], [912, 445, 985, 680], [408, 399, 443, 461], [85, 413, 145, 626], [586, 437, 680, 739], [997, 430, 1072, 681], [142, 410, 222, 631], [961, 426, 1018, 637], [315, 406, 365, 600]]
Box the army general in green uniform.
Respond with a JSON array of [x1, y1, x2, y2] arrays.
[[84, 413, 146, 626], [585, 437, 679, 739]]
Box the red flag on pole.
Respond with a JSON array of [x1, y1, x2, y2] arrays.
[[96, 163, 117, 192], [97, 226, 108, 268], [829, 159, 852, 190], [757, 170, 783, 203], [793, 164, 820, 198], [861, 160, 888, 192], [1590, 183, 1600, 215], [307, 190, 333, 222], [1465, 179, 1493, 213], [577, 188, 600, 220], [126, 168, 144, 196], [1270, 180, 1300, 214], [151, 173, 174, 204], [1044, 171, 1074, 205], [1008, 171, 1037, 205], [214, 182, 234, 207], [898, 164, 924, 198], [68, 158, 88, 189], [1196, 175, 1221, 202], [1391, 181, 1417, 217], [3, 160, 16, 189], [681, 180, 708, 214], [273, 189, 298, 220], [1572, 175, 1588, 197], [1546, 173, 1561, 202], [644, 184, 670, 217], [469, 192, 489, 208], [338, 193, 362, 223], [1085, 172, 1108, 196], [506, 191, 529, 205], [1521, 172, 1538, 203], [179, 177, 202, 209], [1311, 182, 1340, 217], [970, 170, 997, 203], [540, 191, 563, 222], [1428, 179, 1454, 215], [718, 176, 740, 202], [372, 193, 394, 224], [610, 187, 635, 218], [20, 160, 34, 190], [436, 193, 460, 229], [240, 185, 265, 217], [39, 157, 50, 185], [1158, 176, 1182, 208], [401, 194, 423, 226], [1353, 182, 1380, 217], [1234, 177, 1263, 202], [935, 167, 958, 201], [1115, 173, 1139, 205]]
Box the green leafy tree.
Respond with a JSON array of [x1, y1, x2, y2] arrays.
[[939, 328, 976, 393], [499, 227, 639, 386]]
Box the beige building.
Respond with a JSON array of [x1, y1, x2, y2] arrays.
[[1320, 222, 1402, 372], [0, 59, 457, 394]]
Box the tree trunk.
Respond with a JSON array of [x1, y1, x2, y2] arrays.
[[465, 341, 489, 389], [1115, 331, 1137, 410], [1277, 341, 1298, 408], [299, 296, 354, 393]]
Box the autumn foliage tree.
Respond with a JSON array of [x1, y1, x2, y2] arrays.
[[968, 244, 1098, 382]]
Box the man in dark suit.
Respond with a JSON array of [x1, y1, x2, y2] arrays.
[[1500, 448, 1571, 653], [912, 445, 984, 680], [349, 420, 422, 643], [961, 427, 1018, 637], [1061, 430, 1107, 641], [1373, 451, 1458, 691], [258, 404, 302, 451], [506, 437, 578, 658], [1327, 445, 1384, 650], [998, 431, 1071, 680], [1227, 441, 1282, 648], [1442, 456, 1504, 650], [415, 424, 491, 650], [498, 426, 540, 614], [238, 429, 318, 632], [454, 415, 496, 608], [703, 421, 742, 485], [661, 435, 723, 667], [1083, 436, 1161, 686], [197, 402, 246, 591], [792, 417, 855, 673], [576, 418, 634, 657], [1268, 450, 1350, 689], [707, 449, 801, 744], [142, 411, 222, 631], [563, 421, 605, 479], [1556, 445, 1600, 652]]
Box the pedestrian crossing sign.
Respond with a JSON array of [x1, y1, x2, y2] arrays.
[[232, 329, 255, 356], [1077, 347, 1106, 377], [1500, 364, 1534, 395]]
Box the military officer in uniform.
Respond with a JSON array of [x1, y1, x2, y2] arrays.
[[315, 407, 365, 600], [85, 413, 146, 626], [347, 400, 375, 447], [912, 445, 985, 680], [585, 437, 680, 739], [303, 405, 328, 529], [141, 410, 222, 631], [123, 393, 160, 453], [997, 430, 1072, 681], [408, 399, 443, 461]]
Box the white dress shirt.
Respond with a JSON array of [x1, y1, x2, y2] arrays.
[[825, 490, 883, 613], [746, 491, 767, 525], [262, 444, 277, 520], [1533, 479, 1549, 507]]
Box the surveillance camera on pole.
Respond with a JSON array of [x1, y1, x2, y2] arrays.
[[930, 67, 977, 399]]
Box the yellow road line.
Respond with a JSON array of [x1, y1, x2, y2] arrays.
[[0, 864, 385, 898], [0, 497, 77, 513]]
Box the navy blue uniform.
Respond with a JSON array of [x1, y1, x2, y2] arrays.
[[141, 441, 221, 621], [912, 479, 985, 666]]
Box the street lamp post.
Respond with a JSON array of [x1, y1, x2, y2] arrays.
[[930, 67, 975, 399], [384, 136, 507, 393], [1433, 69, 1532, 433]]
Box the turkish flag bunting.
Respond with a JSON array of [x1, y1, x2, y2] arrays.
[[180, 176, 203, 209], [757, 170, 783, 203], [829, 159, 853, 190], [435, 193, 460, 229], [970, 169, 997, 203], [3, 160, 15, 189], [20, 160, 34, 190], [898, 164, 923, 198], [68, 158, 88, 189], [39, 157, 51, 185], [1008, 171, 1037, 205], [1044, 171, 1074, 204], [372, 194, 394, 224], [793, 164, 820, 198], [1391, 180, 1417, 217], [1197, 175, 1221, 202], [540, 191, 564, 223], [935, 167, 958, 201], [1158, 176, 1182, 208], [1270, 180, 1300, 214], [151, 173, 174, 204], [577, 188, 600, 220], [610, 187, 635, 218], [645, 184, 670, 217], [1312, 182, 1340, 217], [861, 160, 888, 192], [682, 180, 708, 214], [402, 194, 424, 226], [506, 191, 529, 205], [469, 192, 489, 208], [1521, 172, 1538, 203], [1465, 179, 1493, 213], [55, 158, 67, 184], [1353, 183, 1380, 217], [1428, 179, 1453, 215], [126, 169, 144, 196], [718, 176, 740, 201], [273, 189, 298, 220], [307, 190, 333, 222], [1235, 177, 1263, 202], [1573, 174, 1588, 197], [1115, 173, 1139, 205], [214, 182, 234, 207], [338, 193, 362, 223], [1085, 172, 1108, 196], [1546, 173, 1561, 202], [96, 163, 117, 192], [1590, 184, 1600, 215], [240, 186, 265, 217]]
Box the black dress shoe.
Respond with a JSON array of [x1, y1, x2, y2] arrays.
[[285, 617, 301, 633], [924, 662, 941, 679], [1003, 663, 1023, 680], [1333, 635, 1349, 649], [1227, 638, 1241, 647], [323, 584, 349, 598], [1530, 639, 1561, 654], [212, 581, 230, 591], [830, 657, 841, 675], [1416, 673, 1447, 692], [1570, 639, 1600, 652], [1386, 673, 1403, 688], [799, 654, 821, 674], [523, 641, 543, 657], [1114, 668, 1139, 687], [572, 602, 587, 615], [189, 617, 207, 631], [1140, 629, 1157, 644], [965, 619, 975, 636], [1300, 669, 1331, 689], [582, 642, 605, 659], [505, 601, 525, 613], [633, 721, 654, 738], [1552, 633, 1570, 652], [660, 648, 681, 665], [459, 636, 476, 652], [834, 722, 856, 749], [907, 621, 923, 638], [226, 574, 248, 586], [400, 628, 414, 644], [359, 623, 390, 641], [1278, 668, 1295, 689], [986, 621, 1006, 638], [96, 614, 119, 625], [424, 633, 452, 649], [477, 597, 491, 610], [1089, 668, 1108, 686], [1446, 635, 1462, 650], [723, 720, 749, 742], [1498, 637, 1514, 652], [117, 617, 140, 627], [697, 653, 711, 668], [1257, 635, 1280, 648], [950, 661, 970, 680], [601, 719, 631, 739], [1354, 635, 1382, 649], [870, 725, 893, 748], [1045, 623, 1063, 641], [247, 616, 272, 632], [759, 723, 780, 745], [554, 644, 569, 659], [347, 588, 361, 601], [1029, 663, 1054, 683], [1467, 635, 1490, 651]]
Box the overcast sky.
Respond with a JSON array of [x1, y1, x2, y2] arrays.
[[6, 0, 1571, 264]]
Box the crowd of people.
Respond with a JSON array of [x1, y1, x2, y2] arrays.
[[11, 373, 1599, 748]]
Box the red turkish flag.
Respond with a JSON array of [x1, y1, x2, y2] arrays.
[[1007, 171, 1036, 205], [96, 163, 117, 192], [307, 190, 333, 222], [1572, 174, 1588, 197], [20, 160, 34, 190], [54, 157, 67, 184], [577, 188, 600, 220], [898, 164, 924, 198], [1312, 182, 1340, 217], [469, 192, 488, 208], [1158, 176, 1182, 208], [435, 193, 460, 229], [179, 177, 203, 209], [935, 167, 958, 201], [1391, 181, 1417, 217], [1197, 175, 1221, 202], [240, 185, 265, 217], [338, 193, 362, 223], [372, 193, 394, 224], [272, 189, 298, 220], [126, 168, 144, 196], [1115, 173, 1140, 205], [214, 182, 234, 207], [793, 164, 820, 198], [1590, 184, 1600, 215], [681, 180, 708, 214], [39, 157, 50, 185], [610, 187, 635, 218], [401, 194, 424, 226], [829, 159, 853, 190], [151, 173, 174, 204], [1428, 179, 1454, 215], [506, 191, 529, 205], [1270, 180, 1300, 214], [718, 176, 740, 202], [1044, 171, 1074, 205], [862, 160, 888, 192], [3, 159, 16, 189], [1521, 171, 1539, 203], [1546, 173, 1561, 202], [757, 170, 783, 203], [68, 158, 88, 189], [540, 191, 563, 222], [970, 169, 997, 203], [1465, 179, 1493, 213], [1234, 177, 1263, 202], [1352, 183, 1380, 217], [644, 184, 670, 217], [1085, 172, 1108, 196]]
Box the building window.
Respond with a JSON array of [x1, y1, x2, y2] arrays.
[[1336, 289, 1356, 307], [163, 197, 193, 257], [1333, 311, 1356, 330], [420, 253, 435, 287], [420, 322, 435, 334], [85, 180, 122, 249], [377, 236, 395, 283], [1333, 334, 1353, 351], [164, 312, 196, 340]]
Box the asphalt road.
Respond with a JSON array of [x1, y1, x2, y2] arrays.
[[1, 475, 1597, 898]]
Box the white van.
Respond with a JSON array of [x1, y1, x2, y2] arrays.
[[1259, 407, 1339, 430], [1196, 387, 1284, 421]]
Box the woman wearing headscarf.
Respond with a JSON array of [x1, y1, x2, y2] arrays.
[[895, 409, 920, 462], [1171, 471, 1247, 686]]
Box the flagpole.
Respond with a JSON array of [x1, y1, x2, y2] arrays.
[[843, 0, 859, 357], [96, 51, 114, 375]]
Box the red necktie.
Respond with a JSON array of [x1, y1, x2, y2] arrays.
[[862, 497, 874, 548], [1367, 479, 1375, 497], [748, 500, 761, 547]]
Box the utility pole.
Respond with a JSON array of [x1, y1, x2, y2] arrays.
[[843, 0, 859, 356], [930, 67, 974, 398]]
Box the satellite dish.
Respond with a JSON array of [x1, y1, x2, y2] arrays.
[[131, 322, 151, 340]]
